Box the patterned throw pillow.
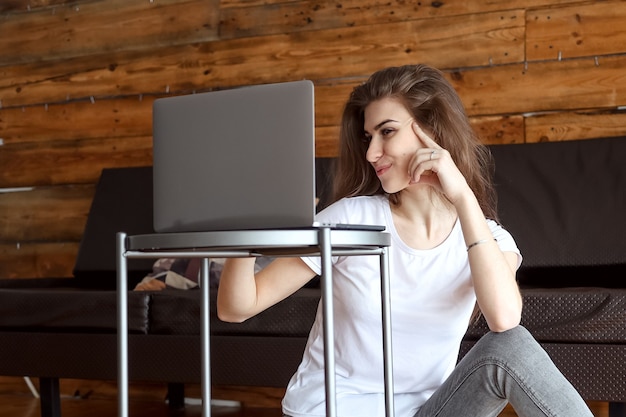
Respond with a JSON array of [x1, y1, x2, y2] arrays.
[[135, 257, 273, 290]]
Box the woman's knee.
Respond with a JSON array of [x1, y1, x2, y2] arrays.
[[481, 325, 533, 347], [470, 326, 546, 364]]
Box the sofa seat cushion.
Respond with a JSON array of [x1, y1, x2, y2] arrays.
[[2, 284, 623, 344], [465, 287, 626, 343], [150, 287, 626, 345], [0, 289, 150, 334], [149, 288, 319, 336]]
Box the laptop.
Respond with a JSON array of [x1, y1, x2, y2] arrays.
[[152, 80, 384, 233]]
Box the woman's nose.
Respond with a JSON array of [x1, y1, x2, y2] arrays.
[[366, 137, 382, 162]]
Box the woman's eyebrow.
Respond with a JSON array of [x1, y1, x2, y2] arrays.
[[366, 119, 398, 134]]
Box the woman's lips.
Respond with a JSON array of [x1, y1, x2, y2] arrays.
[[374, 164, 391, 176]]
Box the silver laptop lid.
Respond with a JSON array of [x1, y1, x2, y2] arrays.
[[152, 80, 315, 233]]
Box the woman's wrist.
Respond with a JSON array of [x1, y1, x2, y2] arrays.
[[452, 188, 496, 247], [451, 187, 480, 216]]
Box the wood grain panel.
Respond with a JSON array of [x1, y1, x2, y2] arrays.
[[0, 0, 220, 65], [0, 10, 524, 108], [525, 110, 626, 142], [0, 185, 93, 242], [221, 0, 309, 8], [4, 86, 524, 173], [0, 136, 152, 188], [526, 0, 626, 61], [315, 115, 525, 158], [220, 0, 581, 39], [0, 91, 524, 164], [470, 115, 525, 144], [0, 96, 154, 145], [9, 51, 622, 134], [0, 0, 70, 14], [0, 100, 524, 171], [315, 126, 340, 157], [219, 0, 583, 8], [0, 242, 78, 279], [313, 81, 357, 127], [315, 58, 626, 127], [451, 55, 626, 116]]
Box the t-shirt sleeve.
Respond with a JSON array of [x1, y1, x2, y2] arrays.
[[488, 219, 523, 269], [300, 200, 355, 275]]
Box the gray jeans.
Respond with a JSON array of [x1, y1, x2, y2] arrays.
[[413, 326, 593, 417], [284, 326, 592, 417]]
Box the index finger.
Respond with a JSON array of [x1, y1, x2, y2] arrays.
[[412, 122, 442, 150]]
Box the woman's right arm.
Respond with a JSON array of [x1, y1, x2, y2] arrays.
[[216, 257, 317, 323]]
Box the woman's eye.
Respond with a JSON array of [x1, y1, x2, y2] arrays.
[[362, 134, 372, 143], [381, 128, 394, 137]]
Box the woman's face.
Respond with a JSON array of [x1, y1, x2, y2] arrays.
[[364, 97, 423, 194]]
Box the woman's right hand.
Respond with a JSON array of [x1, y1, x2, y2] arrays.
[[217, 257, 316, 322]]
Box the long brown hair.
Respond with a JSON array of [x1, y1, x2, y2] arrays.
[[333, 64, 497, 220]]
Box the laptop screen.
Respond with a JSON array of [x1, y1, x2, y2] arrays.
[[152, 80, 316, 233]]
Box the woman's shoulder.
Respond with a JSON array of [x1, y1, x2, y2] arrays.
[[337, 194, 387, 205], [326, 195, 387, 211], [486, 218, 521, 259], [317, 195, 388, 223], [486, 218, 511, 236]]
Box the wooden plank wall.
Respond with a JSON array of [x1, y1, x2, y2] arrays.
[[1, 0, 626, 280]]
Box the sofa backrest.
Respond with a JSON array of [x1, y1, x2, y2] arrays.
[[490, 137, 626, 287], [73, 166, 155, 288]]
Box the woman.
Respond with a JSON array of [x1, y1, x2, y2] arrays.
[[217, 64, 592, 416]]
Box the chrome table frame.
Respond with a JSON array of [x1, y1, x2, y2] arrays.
[[117, 228, 393, 417]]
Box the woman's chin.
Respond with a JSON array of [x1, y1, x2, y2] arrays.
[[380, 180, 409, 194]]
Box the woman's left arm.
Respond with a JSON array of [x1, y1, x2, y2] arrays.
[[410, 123, 522, 332], [455, 191, 522, 332]]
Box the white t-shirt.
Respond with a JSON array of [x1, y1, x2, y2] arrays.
[[282, 195, 521, 417]]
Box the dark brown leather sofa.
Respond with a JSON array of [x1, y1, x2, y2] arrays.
[[0, 137, 625, 416]]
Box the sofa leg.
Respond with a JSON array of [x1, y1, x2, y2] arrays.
[[39, 377, 61, 417], [609, 402, 626, 417], [167, 382, 185, 410]]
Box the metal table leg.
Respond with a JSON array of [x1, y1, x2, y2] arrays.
[[116, 232, 129, 417], [320, 228, 395, 417], [380, 247, 395, 416], [319, 227, 337, 417], [201, 258, 211, 417]]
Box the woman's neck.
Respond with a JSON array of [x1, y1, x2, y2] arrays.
[[390, 188, 457, 249]]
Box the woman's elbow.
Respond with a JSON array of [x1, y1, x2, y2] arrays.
[[487, 311, 522, 333], [486, 290, 523, 333], [216, 301, 253, 323], [216, 307, 249, 323], [485, 299, 522, 332]]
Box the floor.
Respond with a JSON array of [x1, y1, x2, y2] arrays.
[[1, 378, 280, 417], [0, 376, 609, 417]]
